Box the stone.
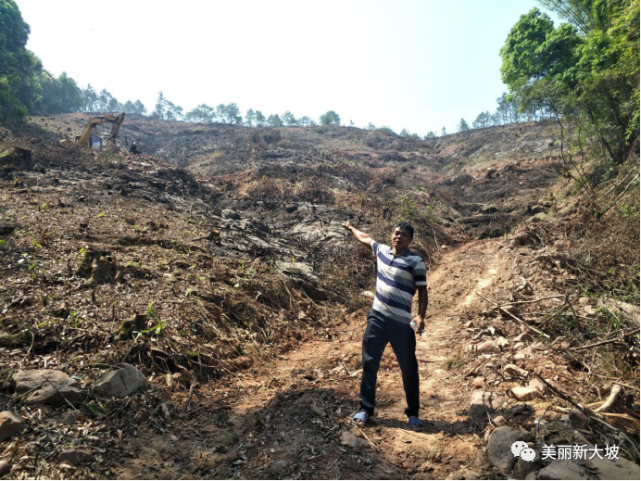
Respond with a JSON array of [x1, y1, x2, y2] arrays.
[[503, 364, 529, 378], [468, 391, 506, 423], [514, 331, 533, 343], [62, 411, 84, 425], [477, 340, 501, 354], [471, 377, 485, 389], [221, 209, 241, 220], [537, 460, 589, 480], [94, 363, 148, 398], [274, 460, 289, 471], [463, 321, 474, 328], [496, 337, 510, 348], [567, 410, 589, 430], [360, 290, 375, 299], [11, 370, 83, 406], [58, 449, 91, 467], [487, 427, 533, 475], [528, 378, 547, 394], [514, 353, 526, 361], [0, 411, 25, 441], [578, 297, 590, 305], [284, 204, 298, 213], [0, 460, 11, 476], [587, 455, 640, 480], [514, 342, 527, 351], [493, 415, 507, 427], [341, 431, 367, 449], [510, 386, 544, 402], [583, 305, 596, 316], [514, 454, 542, 479]]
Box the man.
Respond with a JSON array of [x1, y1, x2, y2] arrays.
[[342, 220, 428, 430]]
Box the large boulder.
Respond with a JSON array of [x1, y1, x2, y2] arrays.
[[11, 370, 83, 406], [94, 363, 148, 398], [487, 426, 534, 475], [0, 411, 25, 441]]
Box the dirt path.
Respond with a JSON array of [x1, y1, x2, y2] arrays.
[[117, 238, 515, 479]]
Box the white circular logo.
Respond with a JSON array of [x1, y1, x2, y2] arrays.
[[521, 448, 536, 462], [511, 441, 528, 457]]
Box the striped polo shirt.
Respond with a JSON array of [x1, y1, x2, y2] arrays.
[[371, 242, 427, 324]]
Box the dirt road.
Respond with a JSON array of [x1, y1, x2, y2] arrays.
[[115, 238, 520, 479]]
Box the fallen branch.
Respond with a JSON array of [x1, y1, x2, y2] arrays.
[[478, 293, 550, 339], [570, 328, 638, 351], [594, 384, 623, 413], [499, 295, 565, 307]]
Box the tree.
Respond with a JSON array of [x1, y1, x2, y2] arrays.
[[267, 114, 283, 127], [255, 110, 266, 126], [0, 0, 42, 120], [319, 110, 340, 125], [82, 84, 98, 112], [152, 91, 182, 120], [184, 104, 214, 123], [424, 131, 437, 139], [133, 100, 146, 115], [299, 116, 312, 126], [367, 122, 376, 130], [223, 103, 242, 124], [245, 108, 255, 126], [472, 111, 493, 129], [282, 111, 298, 126], [441, 127, 447, 136], [500, 2, 639, 164], [458, 118, 470, 131]]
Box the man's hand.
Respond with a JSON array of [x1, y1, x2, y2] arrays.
[[411, 315, 425, 334], [342, 221, 375, 248], [342, 220, 354, 232]]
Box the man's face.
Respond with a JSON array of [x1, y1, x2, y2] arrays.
[[392, 227, 412, 252]]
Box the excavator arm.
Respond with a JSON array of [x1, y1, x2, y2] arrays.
[[76, 113, 126, 147]]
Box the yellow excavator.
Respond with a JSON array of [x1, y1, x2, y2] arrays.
[[60, 113, 126, 149]]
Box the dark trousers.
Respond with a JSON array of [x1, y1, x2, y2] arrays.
[[360, 310, 420, 418]]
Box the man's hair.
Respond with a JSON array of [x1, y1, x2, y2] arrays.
[[393, 221, 415, 239]]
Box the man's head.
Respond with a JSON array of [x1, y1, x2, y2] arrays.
[[391, 221, 414, 252]]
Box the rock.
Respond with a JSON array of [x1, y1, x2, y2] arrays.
[[62, 411, 84, 425], [0, 460, 10, 476], [11, 370, 83, 406], [463, 320, 474, 328], [58, 449, 91, 467], [567, 409, 589, 430], [341, 431, 367, 449], [510, 386, 544, 402], [477, 340, 501, 353], [468, 391, 506, 423], [514, 454, 542, 479], [514, 331, 533, 343], [0, 411, 25, 441], [471, 376, 485, 389], [528, 378, 547, 394], [514, 342, 527, 351], [274, 460, 289, 471], [537, 460, 589, 480], [94, 364, 148, 398], [578, 297, 590, 305], [514, 353, 526, 361], [360, 290, 375, 299], [583, 305, 596, 316], [487, 427, 533, 475], [496, 337, 510, 348], [493, 415, 507, 427], [284, 204, 298, 213], [587, 455, 640, 480], [503, 364, 529, 378], [221, 209, 241, 220]]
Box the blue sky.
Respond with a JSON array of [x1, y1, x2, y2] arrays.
[[16, 0, 544, 135]]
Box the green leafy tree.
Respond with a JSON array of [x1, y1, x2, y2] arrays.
[[255, 110, 266, 126], [0, 0, 42, 120], [245, 108, 255, 126], [319, 110, 340, 125], [299, 115, 312, 126], [184, 104, 214, 122], [133, 100, 146, 115], [458, 118, 470, 131], [223, 103, 242, 124], [472, 111, 493, 129], [501, 3, 639, 165], [424, 131, 437, 139], [282, 111, 298, 126], [367, 122, 376, 130], [267, 114, 283, 126], [441, 127, 447, 136]]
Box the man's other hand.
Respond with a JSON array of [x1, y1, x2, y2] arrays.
[[342, 220, 354, 231], [412, 315, 425, 334]]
